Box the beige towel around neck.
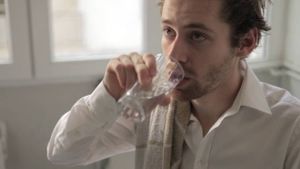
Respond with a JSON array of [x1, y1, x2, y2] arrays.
[[135, 99, 191, 169]]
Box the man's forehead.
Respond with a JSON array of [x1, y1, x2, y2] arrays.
[[162, 0, 222, 18], [161, 0, 231, 36], [161, 0, 223, 24]]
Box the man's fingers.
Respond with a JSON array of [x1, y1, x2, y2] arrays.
[[143, 53, 157, 77], [119, 56, 136, 90], [107, 58, 127, 89], [131, 53, 152, 87], [105, 52, 157, 98]]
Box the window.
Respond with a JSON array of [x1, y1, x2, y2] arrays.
[[51, 0, 142, 62], [0, 0, 10, 64], [0, 0, 31, 81], [28, 0, 145, 79], [247, 3, 272, 63], [0, 0, 150, 82], [249, 36, 266, 61]]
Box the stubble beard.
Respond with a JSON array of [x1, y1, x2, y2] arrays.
[[172, 53, 236, 101]]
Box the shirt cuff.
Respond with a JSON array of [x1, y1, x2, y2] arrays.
[[87, 81, 122, 122]]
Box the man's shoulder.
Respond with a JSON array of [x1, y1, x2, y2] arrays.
[[260, 82, 300, 119]]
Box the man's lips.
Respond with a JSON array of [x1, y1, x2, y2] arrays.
[[176, 77, 190, 88], [182, 77, 190, 81]]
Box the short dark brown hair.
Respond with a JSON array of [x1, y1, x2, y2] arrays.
[[159, 0, 271, 47], [220, 0, 271, 47]]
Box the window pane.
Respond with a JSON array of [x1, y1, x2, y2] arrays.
[[248, 36, 265, 61], [50, 0, 143, 62], [248, 5, 270, 62], [0, 0, 10, 64]]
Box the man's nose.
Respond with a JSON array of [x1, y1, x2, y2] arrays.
[[167, 37, 188, 63]]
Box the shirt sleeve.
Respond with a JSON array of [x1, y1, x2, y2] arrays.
[[284, 114, 300, 169], [47, 81, 136, 166]]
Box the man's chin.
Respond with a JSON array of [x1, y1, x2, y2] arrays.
[[171, 84, 207, 101]]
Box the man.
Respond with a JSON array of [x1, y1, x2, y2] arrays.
[[47, 0, 300, 168]]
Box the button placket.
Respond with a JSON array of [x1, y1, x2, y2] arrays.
[[193, 131, 216, 169]]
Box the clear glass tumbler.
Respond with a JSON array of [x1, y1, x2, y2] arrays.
[[118, 53, 184, 122]]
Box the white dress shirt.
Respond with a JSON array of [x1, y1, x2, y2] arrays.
[[47, 63, 300, 169]]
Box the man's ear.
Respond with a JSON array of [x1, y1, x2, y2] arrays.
[[236, 28, 259, 59]]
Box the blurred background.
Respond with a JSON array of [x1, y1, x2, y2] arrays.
[[0, 0, 299, 169]]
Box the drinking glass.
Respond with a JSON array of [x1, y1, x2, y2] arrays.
[[118, 53, 184, 122]]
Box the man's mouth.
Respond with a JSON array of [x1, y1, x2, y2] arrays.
[[176, 77, 190, 88]]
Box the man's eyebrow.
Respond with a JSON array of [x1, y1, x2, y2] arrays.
[[161, 19, 215, 34], [184, 23, 215, 33], [161, 19, 172, 25]]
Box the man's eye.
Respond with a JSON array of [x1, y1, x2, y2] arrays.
[[163, 27, 176, 38], [190, 32, 206, 42]]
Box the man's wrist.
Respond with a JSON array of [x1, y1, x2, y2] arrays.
[[88, 81, 122, 119]]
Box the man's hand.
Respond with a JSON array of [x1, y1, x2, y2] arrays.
[[103, 52, 157, 101]]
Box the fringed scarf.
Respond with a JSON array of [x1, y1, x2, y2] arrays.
[[135, 99, 191, 169]]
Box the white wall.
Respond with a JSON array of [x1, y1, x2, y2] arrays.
[[281, 0, 300, 98], [284, 0, 300, 70], [0, 80, 97, 169], [0, 79, 137, 169]]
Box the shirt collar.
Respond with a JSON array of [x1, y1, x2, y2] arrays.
[[189, 60, 272, 123], [235, 60, 272, 115], [204, 60, 272, 134], [188, 60, 272, 136]]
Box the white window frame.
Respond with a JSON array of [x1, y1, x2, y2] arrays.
[[0, 0, 32, 81]]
